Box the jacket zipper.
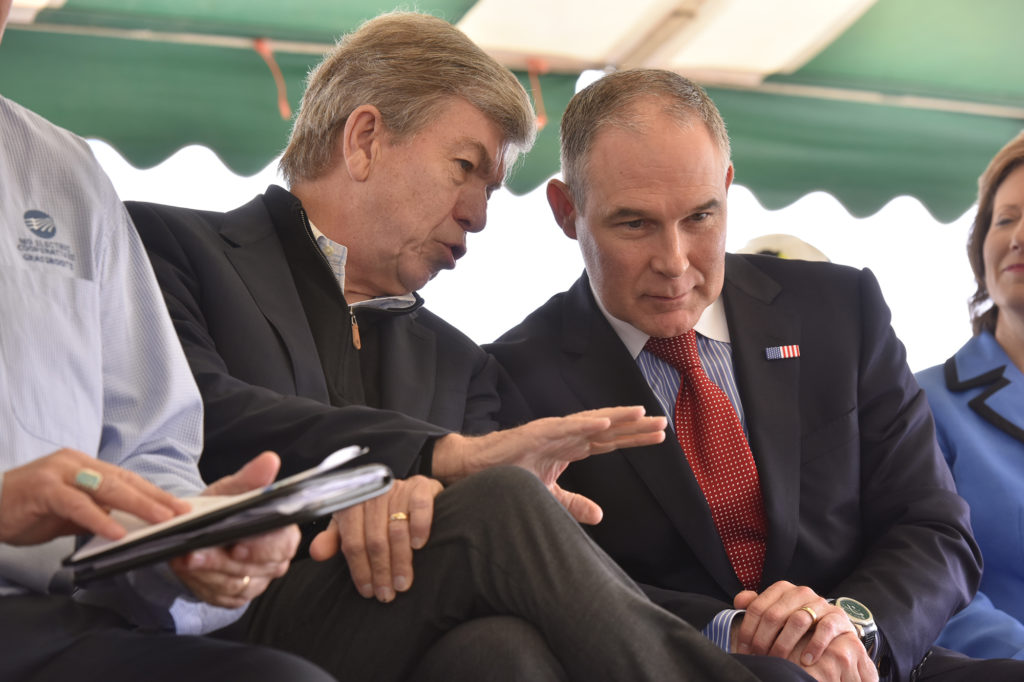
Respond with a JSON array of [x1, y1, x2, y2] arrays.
[[299, 208, 361, 350]]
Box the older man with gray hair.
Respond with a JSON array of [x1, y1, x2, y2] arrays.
[[127, 14, 813, 682]]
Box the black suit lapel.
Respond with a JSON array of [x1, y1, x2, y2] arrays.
[[220, 193, 330, 402], [721, 254, 802, 583], [563, 277, 740, 595]]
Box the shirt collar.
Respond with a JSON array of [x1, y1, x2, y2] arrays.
[[592, 285, 731, 360], [309, 220, 348, 287], [309, 220, 418, 311], [308, 219, 327, 242]]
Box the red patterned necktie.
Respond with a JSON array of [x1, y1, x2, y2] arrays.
[[645, 329, 766, 591]]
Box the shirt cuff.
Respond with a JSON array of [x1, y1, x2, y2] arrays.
[[702, 608, 745, 652]]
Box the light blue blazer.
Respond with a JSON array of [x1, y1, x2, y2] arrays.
[[917, 331, 1024, 660]]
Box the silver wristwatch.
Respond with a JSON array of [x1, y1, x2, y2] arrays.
[[831, 597, 878, 658]]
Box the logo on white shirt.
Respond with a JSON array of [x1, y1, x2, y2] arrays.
[[23, 210, 56, 239], [17, 209, 75, 272]]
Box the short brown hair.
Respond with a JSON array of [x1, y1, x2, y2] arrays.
[[968, 131, 1024, 335], [559, 68, 730, 206], [280, 12, 535, 184]]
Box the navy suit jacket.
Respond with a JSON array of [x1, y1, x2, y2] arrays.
[[128, 187, 504, 481], [489, 253, 981, 681]]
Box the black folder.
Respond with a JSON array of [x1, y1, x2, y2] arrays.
[[65, 446, 391, 584]]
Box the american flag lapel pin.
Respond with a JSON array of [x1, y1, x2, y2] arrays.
[[765, 344, 800, 360]]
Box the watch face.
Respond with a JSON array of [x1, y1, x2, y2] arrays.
[[837, 597, 872, 623]]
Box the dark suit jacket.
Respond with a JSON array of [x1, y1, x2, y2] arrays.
[[488, 253, 981, 681], [127, 186, 504, 481]]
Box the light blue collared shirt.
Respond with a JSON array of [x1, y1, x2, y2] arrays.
[[0, 95, 243, 635], [309, 221, 418, 312]]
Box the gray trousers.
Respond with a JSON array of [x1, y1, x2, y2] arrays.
[[235, 466, 795, 681]]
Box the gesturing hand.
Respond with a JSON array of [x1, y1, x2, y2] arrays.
[[432, 405, 666, 524], [309, 475, 443, 603]]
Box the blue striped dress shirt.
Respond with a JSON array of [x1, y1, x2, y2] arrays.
[[591, 293, 746, 651]]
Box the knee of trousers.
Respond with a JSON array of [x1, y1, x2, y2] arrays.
[[410, 616, 566, 682], [445, 466, 550, 506], [437, 466, 569, 532]]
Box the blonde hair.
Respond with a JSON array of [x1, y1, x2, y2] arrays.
[[560, 69, 730, 206], [280, 12, 535, 184], [968, 131, 1024, 335]]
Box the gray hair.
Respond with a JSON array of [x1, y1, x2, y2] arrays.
[[280, 11, 536, 184]]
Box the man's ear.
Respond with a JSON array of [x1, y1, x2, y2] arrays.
[[342, 104, 385, 182], [725, 163, 735, 190], [547, 179, 580, 240]]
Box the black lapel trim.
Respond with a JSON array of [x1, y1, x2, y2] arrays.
[[945, 356, 1024, 443]]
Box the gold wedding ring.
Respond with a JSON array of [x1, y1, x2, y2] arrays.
[[238, 575, 251, 594], [389, 512, 409, 522], [799, 605, 820, 624], [74, 468, 103, 493]]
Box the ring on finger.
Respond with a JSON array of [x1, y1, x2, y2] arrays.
[[798, 605, 820, 624], [74, 468, 103, 493], [389, 512, 409, 522], [237, 575, 251, 595]]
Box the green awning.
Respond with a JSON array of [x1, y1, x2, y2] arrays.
[[2, 0, 1022, 222]]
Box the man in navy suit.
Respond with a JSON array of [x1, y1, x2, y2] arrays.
[[490, 68, 1022, 682]]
